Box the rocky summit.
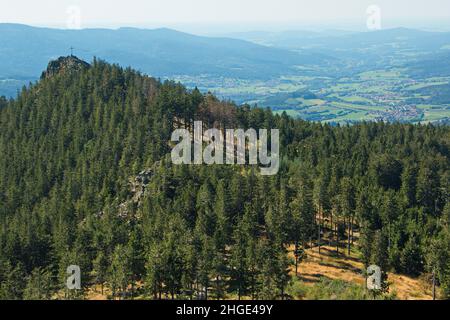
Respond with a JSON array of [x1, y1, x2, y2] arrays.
[[41, 55, 90, 79]]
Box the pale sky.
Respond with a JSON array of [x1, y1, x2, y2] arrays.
[[1, 0, 450, 32]]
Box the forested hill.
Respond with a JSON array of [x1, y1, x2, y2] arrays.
[[0, 23, 323, 80], [0, 57, 449, 300]]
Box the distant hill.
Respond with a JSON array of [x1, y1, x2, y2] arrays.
[[407, 52, 450, 78], [226, 28, 450, 52], [221, 29, 356, 47], [0, 23, 328, 84]]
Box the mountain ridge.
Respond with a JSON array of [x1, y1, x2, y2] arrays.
[[0, 23, 326, 82]]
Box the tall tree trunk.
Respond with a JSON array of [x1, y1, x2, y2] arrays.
[[318, 208, 322, 255], [336, 220, 339, 254], [216, 276, 219, 300], [330, 210, 333, 246], [351, 216, 355, 245], [432, 268, 436, 300], [238, 277, 241, 300], [347, 217, 351, 256], [388, 222, 391, 250]]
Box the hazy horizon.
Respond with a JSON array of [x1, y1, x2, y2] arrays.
[[2, 0, 450, 34], [3, 21, 450, 37]]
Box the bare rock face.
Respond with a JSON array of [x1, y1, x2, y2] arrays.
[[94, 161, 162, 222], [129, 169, 153, 205], [41, 55, 90, 79], [113, 168, 156, 220]]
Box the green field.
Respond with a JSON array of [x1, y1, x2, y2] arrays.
[[174, 69, 450, 124]]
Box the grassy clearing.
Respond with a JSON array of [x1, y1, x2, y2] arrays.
[[287, 244, 434, 300]]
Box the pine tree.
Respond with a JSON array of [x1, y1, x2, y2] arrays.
[[340, 177, 356, 256], [91, 251, 108, 295], [108, 244, 132, 299], [371, 231, 390, 294], [0, 261, 26, 299], [23, 267, 54, 300], [401, 235, 423, 276], [230, 218, 249, 300]]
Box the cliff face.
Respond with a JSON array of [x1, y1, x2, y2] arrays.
[[41, 55, 90, 79]]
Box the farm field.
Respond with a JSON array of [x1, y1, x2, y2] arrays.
[[173, 70, 450, 124]]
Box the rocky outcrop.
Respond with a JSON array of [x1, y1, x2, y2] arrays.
[[116, 168, 154, 219], [41, 55, 90, 79], [95, 166, 155, 221], [129, 169, 153, 205]]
